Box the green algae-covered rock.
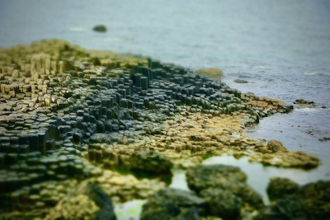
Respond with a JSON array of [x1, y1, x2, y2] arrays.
[[186, 164, 247, 193], [130, 151, 173, 173], [267, 177, 300, 201], [200, 188, 241, 220]]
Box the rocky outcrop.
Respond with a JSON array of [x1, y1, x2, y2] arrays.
[[253, 140, 320, 169], [0, 39, 320, 219], [255, 180, 330, 220], [140, 188, 206, 220]]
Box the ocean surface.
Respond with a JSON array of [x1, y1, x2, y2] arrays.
[[1, 0, 330, 218]]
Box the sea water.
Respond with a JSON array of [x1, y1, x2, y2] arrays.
[[1, 0, 330, 218]]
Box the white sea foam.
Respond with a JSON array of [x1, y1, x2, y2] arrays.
[[69, 27, 88, 32], [304, 71, 329, 76], [294, 107, 320, 113]]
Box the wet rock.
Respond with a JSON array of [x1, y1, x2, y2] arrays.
[[254, 195, 306, 220], [186, 164, 247, 193], [266, 177, 300, 201], [280, 151, 320, 169], [318, 137, 330, 142], [255, 180, 330, 220], [266, 140, 287, 153], [236, 185, 264, 210], [93, 25, 107, 32], [294, 99, 314, 105], [130, 151, 173, 173], [195, 68, 223, 79], [140, 188, 206, 220], [200, 188, 241, 219], [234, 79, 248, 84], [296, 180, 330, 219], [45, 180, 116, 220], [186, 164, 264, 210]]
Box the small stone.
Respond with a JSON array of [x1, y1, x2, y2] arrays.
[[93, 25, 107, 32]]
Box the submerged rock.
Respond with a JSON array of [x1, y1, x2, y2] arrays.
[[267, 177, 300, 201], [140, 188, 206, 220], [93, 25, 107, 32], [45, 180, 116, 220]]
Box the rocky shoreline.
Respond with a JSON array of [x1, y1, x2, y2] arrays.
[[0, 39, 327, 219]]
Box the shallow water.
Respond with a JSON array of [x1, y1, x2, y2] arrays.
[[114, 200, 145, 220], [1, 0, 330, 218]]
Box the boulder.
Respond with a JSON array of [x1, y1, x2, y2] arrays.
[[255, 180, 330, 220], [200, 188, 241, 219], [236, 185, 264, 210], [140, 188, 206, 220], [267, 177, 300, 201], [45, 180, 116, 220], [296, 180, 330, 218], [93, 25, 107, 32], [186, 165, 264, 210], [254, 195, 306, 220], [130, 151, 173, 173], [186, 164, 247, 193]]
